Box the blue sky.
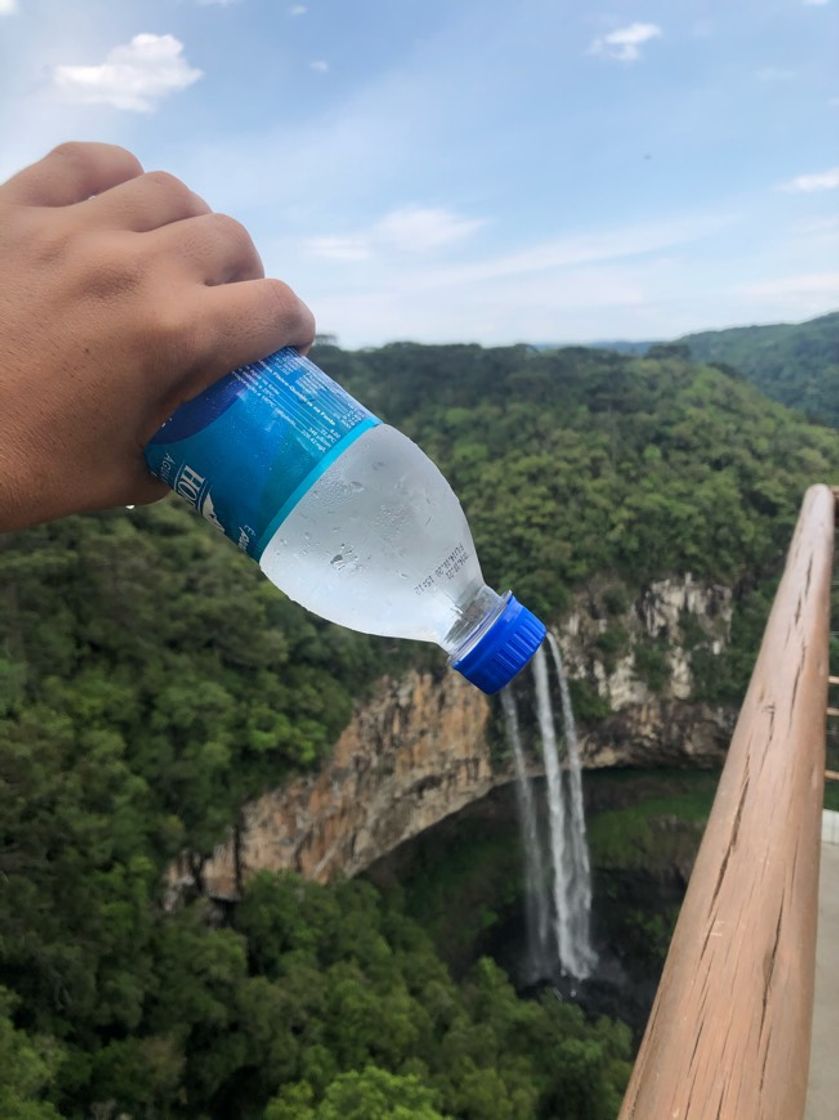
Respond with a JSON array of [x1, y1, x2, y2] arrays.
[[1, 0, 837, 345]]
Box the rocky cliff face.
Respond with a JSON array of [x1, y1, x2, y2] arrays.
[[560, 574, 734, 768], [167, 670, 494, 901], [166, 575, 736, 904]]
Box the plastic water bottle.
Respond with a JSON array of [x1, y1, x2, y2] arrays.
[[145, 348, 545, 693]]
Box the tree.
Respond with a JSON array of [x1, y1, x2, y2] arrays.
[[0, 987, 63, 1120]]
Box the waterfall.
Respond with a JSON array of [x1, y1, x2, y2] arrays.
[[502, 635, 597, 982], [531, 645, 578, 974], [547, 632, 596, 977], [501, 688, 552, 979]]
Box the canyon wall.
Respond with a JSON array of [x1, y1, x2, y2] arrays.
[[166, 575, 735, 904]]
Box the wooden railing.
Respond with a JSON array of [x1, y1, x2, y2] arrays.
[[619, 484, 836, 1120]]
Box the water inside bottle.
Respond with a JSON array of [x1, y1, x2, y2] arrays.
[[259, 424, 499, 650]]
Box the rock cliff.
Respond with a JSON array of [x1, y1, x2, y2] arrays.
[[166, 574, 736, 904]]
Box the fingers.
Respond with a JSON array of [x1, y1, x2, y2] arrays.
[[123, 471, 170, 509], [185, 278, 316, 398], [78, 170, 211, 232], [1, 142, 144, 207], [151, 211, 264, 285], [86, 465, 168, 517]]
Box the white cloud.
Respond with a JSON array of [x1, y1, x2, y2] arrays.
[[739, 272, 839, 308], [292, 212, 732, 345], [404, 213, 729, 291], [306, 236, 370, 262], [756, 67, 797, 81], [375, 207, 485, 252], [589, 22, 662, 63], [305, 205, 485, 261], [0, 0, 18, 15], [802, 0, 830, 6], [743, 272, 839, 295], [289, 4, 308, 14], [779, 167, 839, 193], [309, 59, 329, 73], [196, 0, 242, 6], [52, 33, 202, 112]]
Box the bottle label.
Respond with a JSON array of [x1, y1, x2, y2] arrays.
[[144, 348, 380, 560]]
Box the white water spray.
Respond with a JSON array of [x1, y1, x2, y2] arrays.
[[501, 688, 551, 978], [548, 632, 596, 976], [532, 645, 579, 974]]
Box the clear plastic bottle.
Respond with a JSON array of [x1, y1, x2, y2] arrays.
[[145, 348, 544, 693]]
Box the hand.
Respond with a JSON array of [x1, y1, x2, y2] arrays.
[[0, 142, 315, 532]]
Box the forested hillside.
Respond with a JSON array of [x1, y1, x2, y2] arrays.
[[681, 311, 839, 427], [2, 344, 837, 1118]]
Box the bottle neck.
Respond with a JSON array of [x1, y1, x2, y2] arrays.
[[443, 585, 506, 659]]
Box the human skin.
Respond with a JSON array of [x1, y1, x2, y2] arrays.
[[0, 141, 315, 532]]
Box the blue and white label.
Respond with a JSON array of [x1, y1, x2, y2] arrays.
[[145, 348, 380, 560]]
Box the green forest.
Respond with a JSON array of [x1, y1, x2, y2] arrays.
[[2, 334, 838, 1118], [680, 310, 839, 427]]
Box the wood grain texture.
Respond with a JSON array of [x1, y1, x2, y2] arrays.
[[619, 485, 835, 1120]]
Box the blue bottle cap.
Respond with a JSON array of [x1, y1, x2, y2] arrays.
[[452, 593, 546, 694]]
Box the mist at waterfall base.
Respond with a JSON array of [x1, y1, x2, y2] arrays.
[[502, 634, 623, 1000]]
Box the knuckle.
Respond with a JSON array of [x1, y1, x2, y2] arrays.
[[50, 141, 142, 178], [143, 169, 192, 203], [80, 237, 146, 300], [211, 212, 255, 254], [149, 302, 187, 343], [48, 141, 93, 166], [265, 279, 315, 338], [265, 277, 296, 312]]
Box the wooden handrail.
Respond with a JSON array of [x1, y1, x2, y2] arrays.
[[619, 484, 835, 1120]]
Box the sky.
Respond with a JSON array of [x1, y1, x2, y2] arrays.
[[0, 0, 837, 347]]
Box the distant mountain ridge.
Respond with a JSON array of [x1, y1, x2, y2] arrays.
[[678, 311, 839, 427], [536, 340, 657, 356], [571, 311, 838, 427]]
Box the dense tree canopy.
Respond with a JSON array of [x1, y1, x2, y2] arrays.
[[680, 310, 839, 428], [1, 342, 837, 1116]]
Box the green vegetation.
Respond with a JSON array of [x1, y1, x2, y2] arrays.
[[371, 811, 526, 976], [2, 341, 837, 1116], [585, 771, 719, 975], [681, 310, 839, 427], [631, 638, 669, 694], [586, 772, 718, 872], [318, 341, 839, 621]]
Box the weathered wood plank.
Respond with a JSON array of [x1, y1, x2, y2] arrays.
[[619, 484, 835, 1120]]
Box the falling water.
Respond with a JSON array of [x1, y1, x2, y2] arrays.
[[548, 632, 597, 976], [501, 688, 552, 979], [532, 645, 578, 974]]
